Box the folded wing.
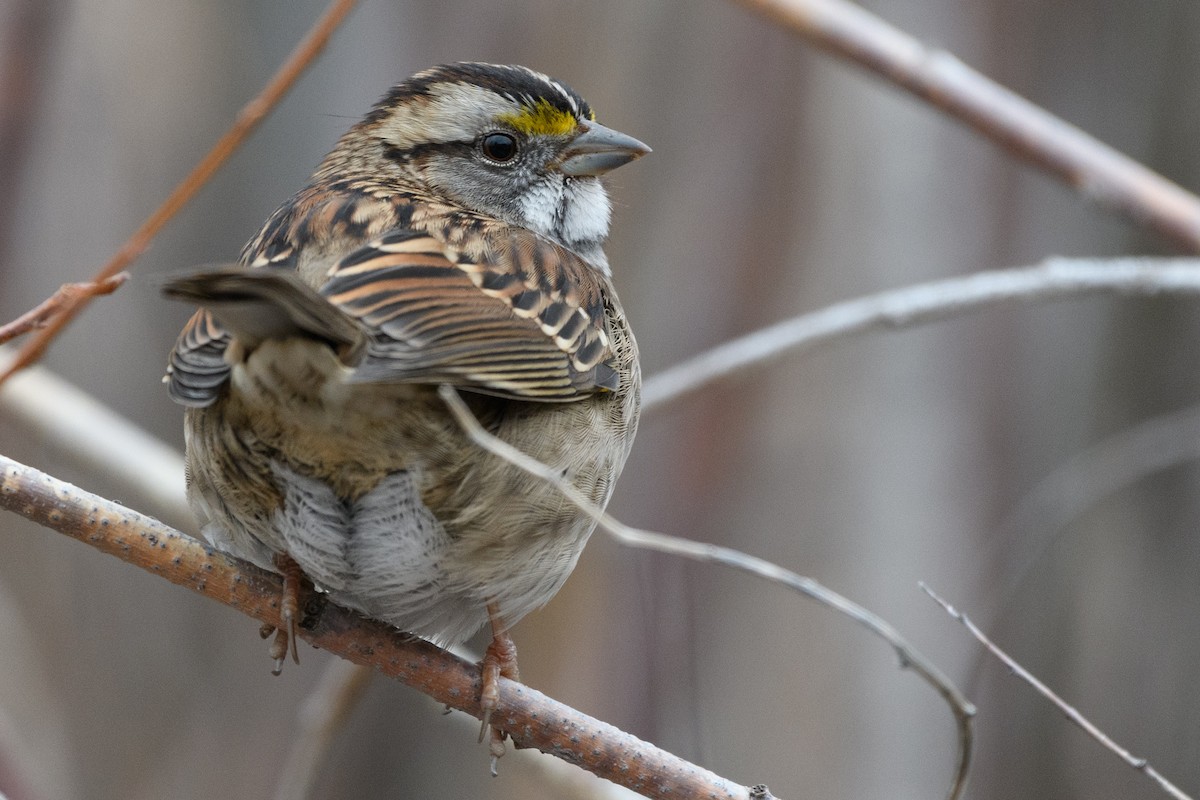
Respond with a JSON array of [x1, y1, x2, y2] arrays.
[[165, 226, 617, 407]]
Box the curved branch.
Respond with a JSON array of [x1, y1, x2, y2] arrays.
[[0, 453, 771, 800], [922, 585, 1193, 800], [733, 0, 1200, 252], [438, 386, 974, 800], [643, 258, 1200, 410], [0, 273, 128, 346]]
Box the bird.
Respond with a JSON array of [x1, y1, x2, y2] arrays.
[[162, 62, 647, 761]]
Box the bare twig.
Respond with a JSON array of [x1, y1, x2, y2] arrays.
[[438, 385, 974, 800], [273, 659, 373, 800], [643, 257, 1200, 410], [0, 0, 359, 386], [0, 453, 769, 800], [0, 273, 128, 345], [922, 584, 1194, 800], [732, 0, 1200, 252]]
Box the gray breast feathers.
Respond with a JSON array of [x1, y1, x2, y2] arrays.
[[271, 463, 486, 646]]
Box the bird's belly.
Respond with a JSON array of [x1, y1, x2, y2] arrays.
[[262, 407, 612, 646], [185, 359, 635, 645]]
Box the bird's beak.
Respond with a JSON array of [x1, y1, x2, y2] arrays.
[[560, 121, 651, 177]]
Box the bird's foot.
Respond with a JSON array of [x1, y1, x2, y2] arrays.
[[266, 553, 304, 675], [479, 603, 519, 774]]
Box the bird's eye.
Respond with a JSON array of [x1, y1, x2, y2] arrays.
[[480, 132, 518, 163]]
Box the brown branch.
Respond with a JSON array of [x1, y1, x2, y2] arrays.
[[922, 584, 1194, 800], [0, 272, 128, 345], [732, 0, 1200, 252], [0, 0, 359, 385], [0, 452, 772, 800]]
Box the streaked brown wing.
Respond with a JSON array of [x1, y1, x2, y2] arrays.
[[166, 309, 232, 407], [165, 188, 394, 408], [322, 227, 618, 400]]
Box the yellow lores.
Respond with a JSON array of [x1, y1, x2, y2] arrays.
[[500, 99, 592, 136]]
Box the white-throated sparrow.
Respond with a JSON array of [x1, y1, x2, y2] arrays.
[[163, 62, 647, 758]]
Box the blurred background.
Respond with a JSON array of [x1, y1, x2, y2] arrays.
[[3, 0, 1200, 797]]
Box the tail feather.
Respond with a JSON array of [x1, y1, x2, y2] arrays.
[[163, 267, 365, 360]]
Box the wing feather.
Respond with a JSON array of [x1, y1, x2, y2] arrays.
[[166, 192, 619, 407], [323, 227, 616, 399]]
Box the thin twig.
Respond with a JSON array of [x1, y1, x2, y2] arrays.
[[921, 584, 1194, 800], [0, 453, 768, 800], [642, 257, 1200, 410], [0, 0, 359, 386], [0, 273, 128, 345], [732, 0, 1200, 252], [438, 385, 974, 800]]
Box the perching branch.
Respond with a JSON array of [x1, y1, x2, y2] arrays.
[[643, 258, 1200, 410], [0, 0, 359, 386], [732, 0, 1200, 252], [922, 584, 1194, 800], [0, 453, 772, 800], [438, 386, 975, 800]]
